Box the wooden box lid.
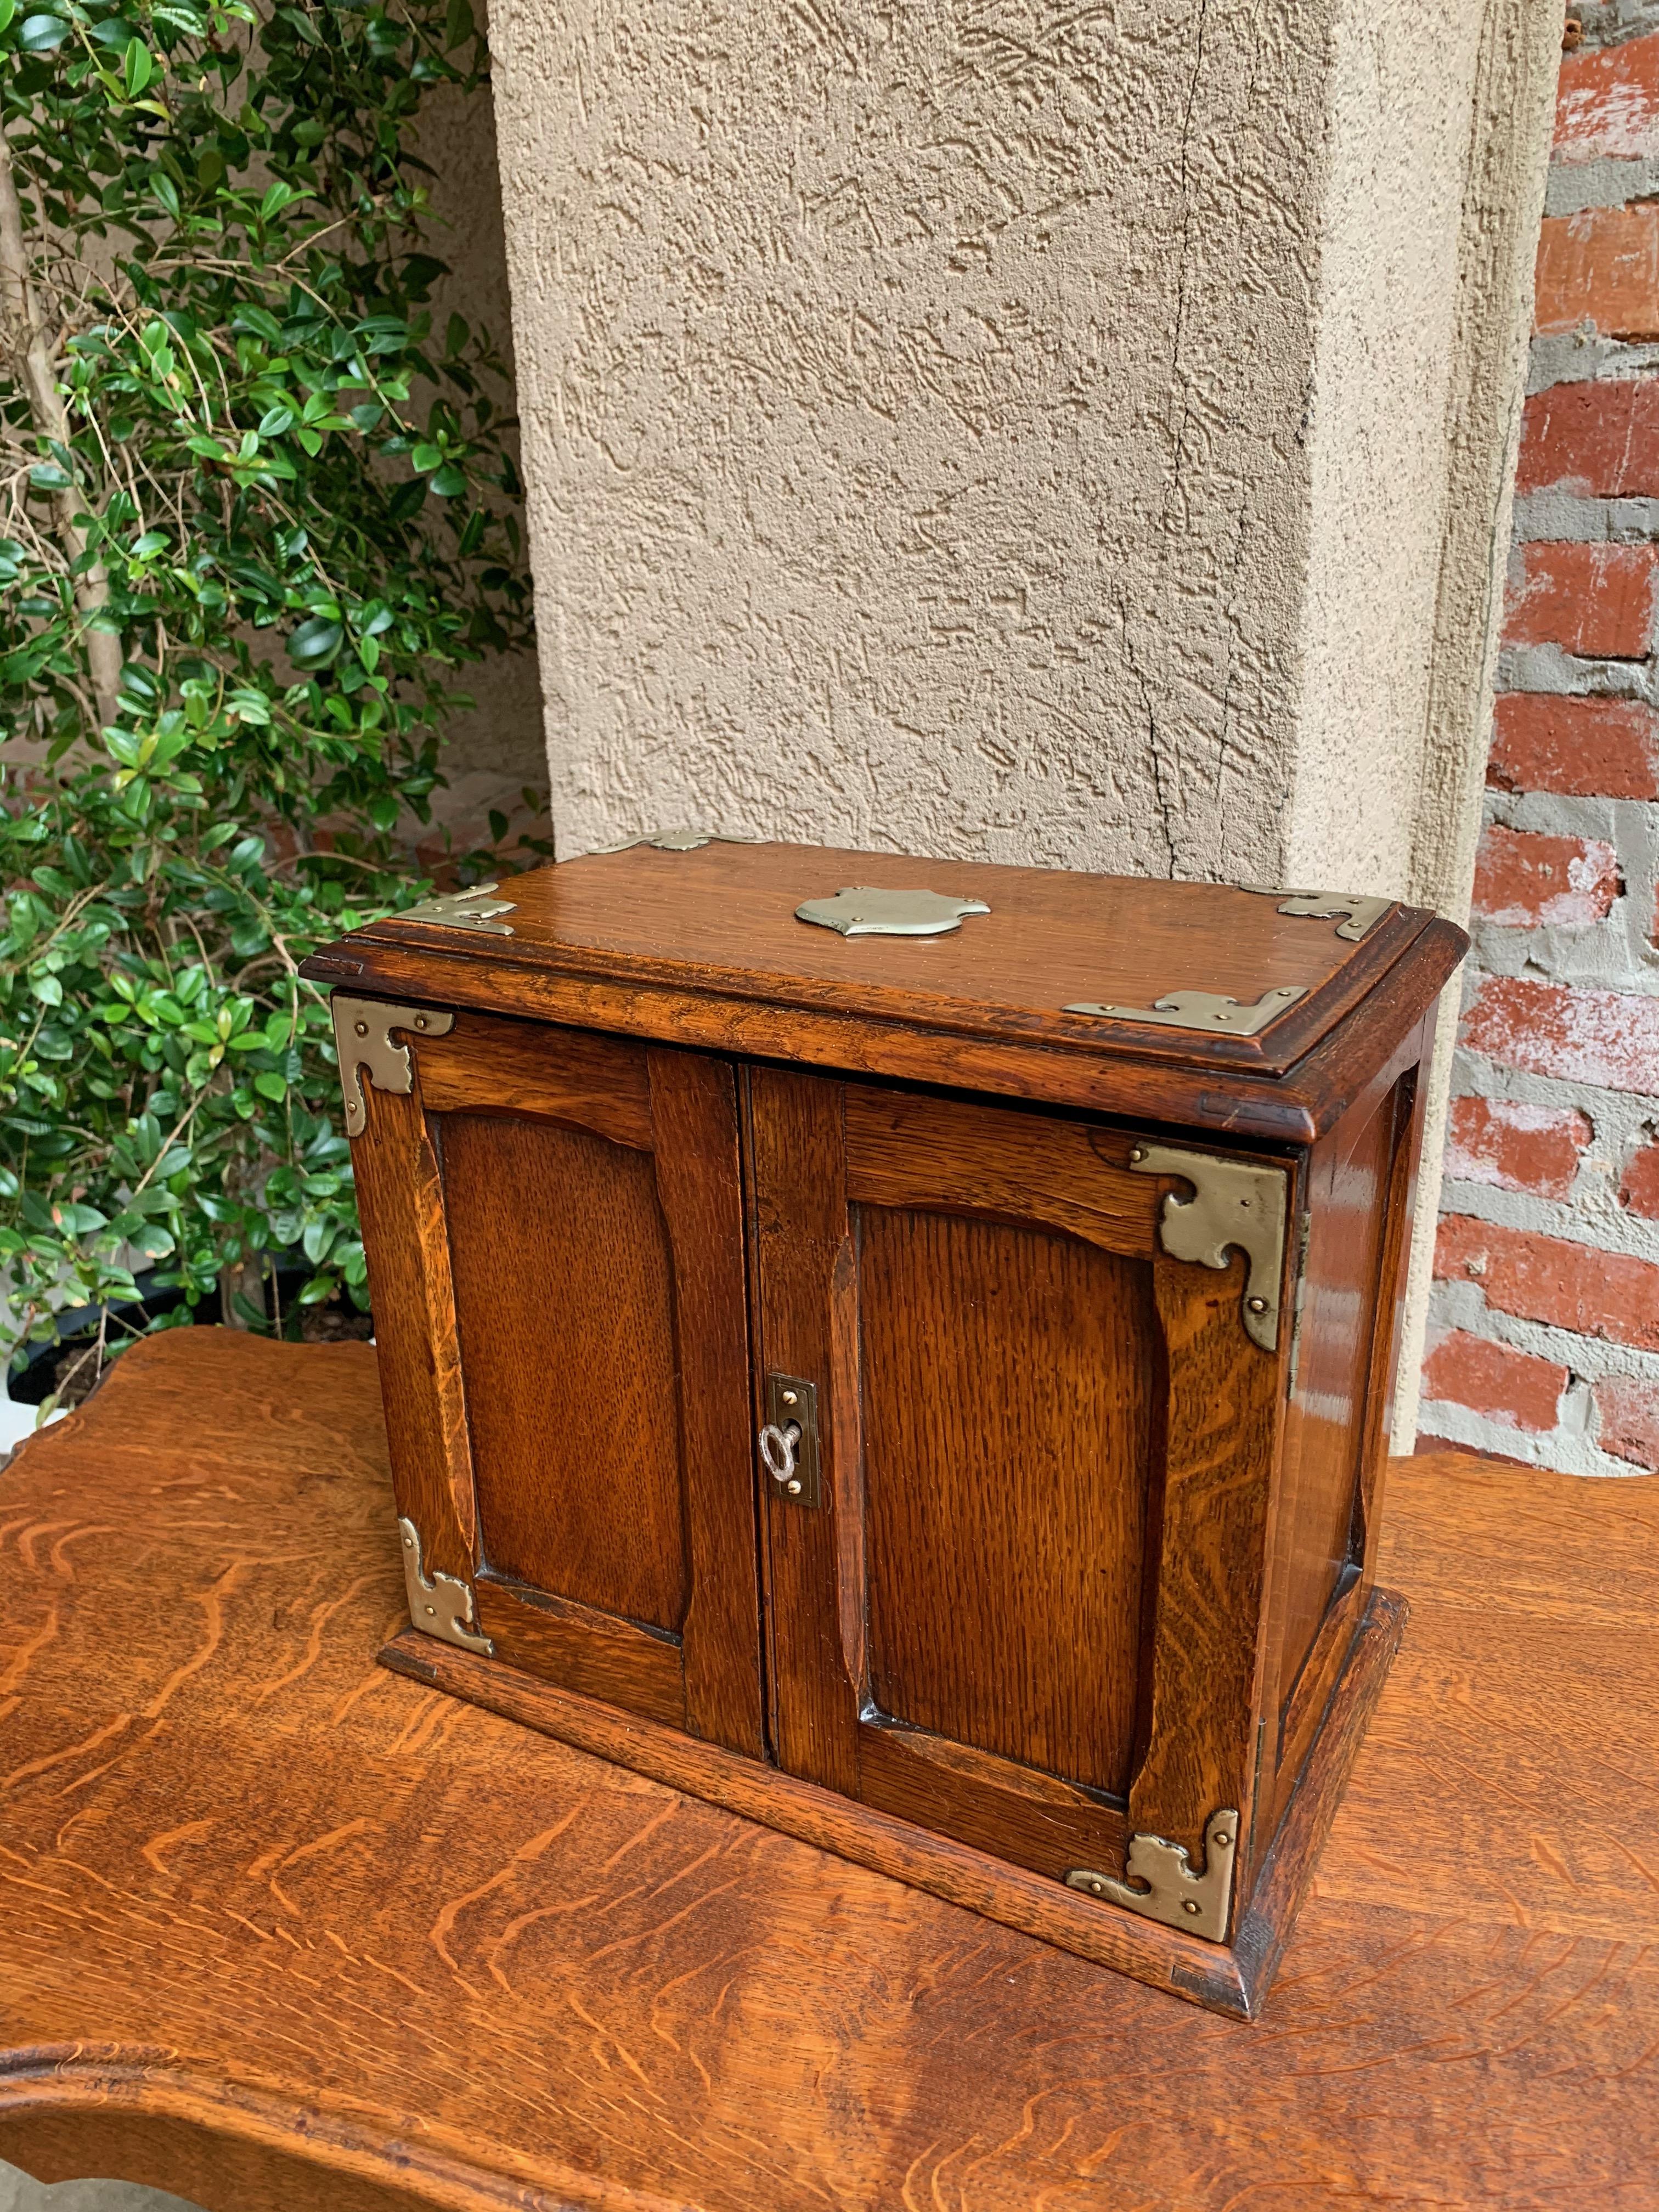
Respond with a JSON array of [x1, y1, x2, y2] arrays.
[[302, 839, 1467, 1143]]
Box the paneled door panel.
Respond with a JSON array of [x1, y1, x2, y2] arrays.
[[353, 1006, 764, 1754], [748, 1069, 1282, 1888], [858, 1205, 1156, 1799], [444, 1111, 687, 1628]]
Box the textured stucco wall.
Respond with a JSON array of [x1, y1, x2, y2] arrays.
[[1285, 7, 1488, 898], [490, 0, 1338, 872], [1281, 0, 1560, 1442], [488, 0, 1558, 1439]]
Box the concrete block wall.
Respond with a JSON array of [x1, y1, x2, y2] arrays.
[[1420, 0, 1659, 1473]]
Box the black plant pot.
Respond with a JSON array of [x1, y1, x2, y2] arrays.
[[7, 1268, 330, 1406]]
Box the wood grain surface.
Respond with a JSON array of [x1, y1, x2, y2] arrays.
[[302, 847, 1469, 1144], [856, 1205, 1153, 1800], [2, 1328, 1654, 2212], [342, 840, 1429, 1077], [443, 1109, 688, 1628]]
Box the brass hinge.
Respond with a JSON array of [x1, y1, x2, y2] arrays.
[[1066, 1810, 1238, 1943], [1243, 885, 1393, 941], [330, 996, 454, 1139], [1064, 985, 1305, 1035], [388, 882, 516, 935], [1130, 1144, 1290, 1352], [399, 1516, 493, 1655]]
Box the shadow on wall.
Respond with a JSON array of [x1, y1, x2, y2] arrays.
[[412, 0, 550, 865], [0, 2164, 202, 2212]]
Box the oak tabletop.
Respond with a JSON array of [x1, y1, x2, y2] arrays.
[[1, 1329, 1652, 2212]]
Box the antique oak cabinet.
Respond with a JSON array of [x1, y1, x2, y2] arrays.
[[302, 838, 1465, 2018]]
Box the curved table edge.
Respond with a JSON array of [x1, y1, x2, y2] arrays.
[[0, 2047, 676, 2212]]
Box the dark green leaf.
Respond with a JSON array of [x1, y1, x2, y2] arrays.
[[288, 617, 343, 668], [19, 13, 71, 51]]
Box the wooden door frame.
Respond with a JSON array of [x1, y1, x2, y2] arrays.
[[746, 1066, 1297, 1915], [343, 995, 765, 1757]]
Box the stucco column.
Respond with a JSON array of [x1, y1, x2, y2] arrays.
[[487, 0, 1559, 1442]]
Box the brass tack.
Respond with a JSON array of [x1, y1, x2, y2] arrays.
[[1182, 1899, 1200, 1914], [1248, 1296, 1268, 1314], [415, 1015, 428, 1029], [424, 1604, 435, 1616], [354, 1020, 368, 1037], [1215, 1833, 1232, 1848]]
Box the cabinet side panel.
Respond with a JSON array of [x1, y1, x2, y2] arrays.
[[439, 1111, 689, 1634], [857, 1206, 1154, 1799], [1259, 1047, 1425, 1852], [1272, 1086, 1396, 1712]]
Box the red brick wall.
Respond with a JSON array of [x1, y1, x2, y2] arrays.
[[1420, 6, 1659, 1472]]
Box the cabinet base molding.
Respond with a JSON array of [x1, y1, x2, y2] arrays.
[[380, 1587, 1406, 2021]]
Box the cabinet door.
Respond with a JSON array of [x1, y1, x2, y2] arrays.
[[348, 1001, 764, 1757], [747, 1070, 1286, 1890]]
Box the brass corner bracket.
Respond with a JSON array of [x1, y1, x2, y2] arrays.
[[330, 996, 454, 1138], [390, 882, 517, 936], [1243, 885, 1392, 941], [1066, 1809, 1239, 1942], [1064, 985, 1305, 1035], [1130, 1143, 1289, 1351], [399, 1516, 493, 1656]]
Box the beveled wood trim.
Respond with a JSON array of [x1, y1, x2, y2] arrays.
[[855, 1718, 1130, 1883], [338, 881, 1431, 1077], [647, 1048, 767, 1758], [352, 1074, 479, 1586], [1230, 1588, 1408, 2007], [1273, 1570, 1366, 1788], [1129, 1250, 1288, 1866], [308, 916, 1470, 1147], [379, 1591, 1404, 2021], [379, 1629, 1253, 2016], [414, 1009, 654, 1151], [843, 1084, 1161, 1259], [474, 1577, 687, 1731]]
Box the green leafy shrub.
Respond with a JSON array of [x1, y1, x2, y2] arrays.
[[0, 0, 534, 1385]]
